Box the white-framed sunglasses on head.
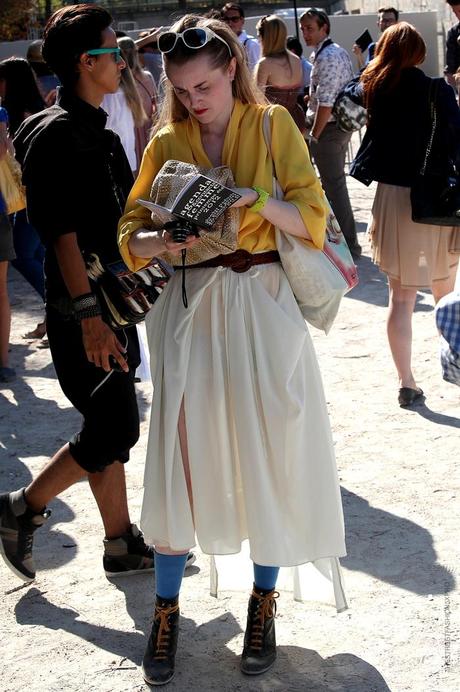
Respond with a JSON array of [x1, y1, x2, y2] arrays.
[[158, 27, 232, 57]]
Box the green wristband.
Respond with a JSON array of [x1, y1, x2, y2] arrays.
[[248, 186, 270, 214]]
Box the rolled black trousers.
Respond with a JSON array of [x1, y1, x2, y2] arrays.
[[46, 306, 140, 473]]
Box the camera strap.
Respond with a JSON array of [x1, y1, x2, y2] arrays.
[[180, 249, 188, 308]]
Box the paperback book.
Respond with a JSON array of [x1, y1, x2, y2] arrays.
[[137, 173, 241, 230]]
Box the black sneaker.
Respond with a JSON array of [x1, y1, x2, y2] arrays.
[[0, 490, 51, 582], [103, 524, 196, 577]]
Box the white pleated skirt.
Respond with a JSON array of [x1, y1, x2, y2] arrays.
[[141, 262, 347, 606]]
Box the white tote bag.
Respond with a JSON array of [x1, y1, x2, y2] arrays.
[[262, 108, 358, 333]]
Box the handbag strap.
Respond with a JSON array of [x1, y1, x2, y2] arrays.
[[313, 37, 333, 62], [420, 78, 441, 177]]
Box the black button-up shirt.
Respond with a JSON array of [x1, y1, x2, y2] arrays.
[[14, 88, 134, 301]]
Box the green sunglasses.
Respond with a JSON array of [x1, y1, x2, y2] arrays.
[[86, 47, 123, 63]]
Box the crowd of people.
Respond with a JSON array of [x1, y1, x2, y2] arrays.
[[0, 1, 459, 687]]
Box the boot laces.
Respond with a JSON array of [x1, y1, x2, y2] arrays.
[[18, 530, 34, 559], [248, 590, 279, 651], [153, 603, 179, 660]]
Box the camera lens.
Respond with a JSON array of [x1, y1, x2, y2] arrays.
[[164, 220, 198, 243]]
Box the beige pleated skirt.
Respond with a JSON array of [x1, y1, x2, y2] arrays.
[[141, 263, 346, 573], [369, 183, 460, 289]]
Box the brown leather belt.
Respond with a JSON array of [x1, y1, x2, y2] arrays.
[[188, 249, 280, 273]]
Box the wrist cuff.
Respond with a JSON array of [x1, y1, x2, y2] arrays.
[[72, 293, 102, 321], [248, 187, 270, 214]]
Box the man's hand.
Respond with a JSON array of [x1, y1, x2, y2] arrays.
[[81, 316, 128, 372], [352, 43, 365, 70]]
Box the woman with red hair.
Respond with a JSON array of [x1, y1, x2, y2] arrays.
[[350, 22, 460, 407]]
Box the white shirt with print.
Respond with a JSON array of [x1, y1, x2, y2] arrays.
[[306, 38, 354, 123]]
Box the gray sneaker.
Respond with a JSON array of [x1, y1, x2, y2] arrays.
[[0, 490, 51, 582], [103, 524, 196, 578]]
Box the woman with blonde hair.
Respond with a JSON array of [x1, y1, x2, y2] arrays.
[[117, 36, 157, 169], [119, 14, 346, 686], [254, 15, 305, 133], [351, 22, 460, 406], [102, 39, 147, 173]]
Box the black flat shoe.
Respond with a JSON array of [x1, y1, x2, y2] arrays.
[[398, 387, 424, 407]]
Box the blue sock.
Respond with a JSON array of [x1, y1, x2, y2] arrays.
[[253, 563, 280, 592], [155, 552, 188, 600]]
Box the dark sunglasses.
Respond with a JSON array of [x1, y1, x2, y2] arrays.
[[222, 15, 242, 23], [158, 27, 232, 56]]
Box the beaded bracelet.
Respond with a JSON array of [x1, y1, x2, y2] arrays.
[[72, 292, 102, 321], [248, 186, 270, 214]]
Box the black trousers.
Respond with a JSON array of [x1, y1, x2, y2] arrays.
[[46, 306, 140, 473]]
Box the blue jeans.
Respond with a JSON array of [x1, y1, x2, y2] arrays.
[[11, 209, 45, 300]]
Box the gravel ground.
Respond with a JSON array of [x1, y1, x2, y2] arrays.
[[0, 173, 459, 692]]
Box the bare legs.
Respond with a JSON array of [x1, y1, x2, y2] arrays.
[[89, 461, 131, 539], [155, 398, 192, 557], [431, 261, 458, 304], [387, 260, 458, 389], [387, 278, 418, 389], [24, 443, 131, 538]]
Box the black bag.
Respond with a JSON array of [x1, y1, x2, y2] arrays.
[[85, 149, 173, 330], [411, 79, 460, 227], [85, 253, 173, 330]]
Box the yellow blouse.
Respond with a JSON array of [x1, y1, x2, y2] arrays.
[[118, 100, 327, 272]]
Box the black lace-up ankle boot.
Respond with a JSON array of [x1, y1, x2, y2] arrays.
[[241, 585, 279, 675], [142, 595, 180, 686]]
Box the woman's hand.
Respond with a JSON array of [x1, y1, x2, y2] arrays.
[[230, 187, 259, 208], [128, 227, 201, 260], [161, 230, 201, 256]]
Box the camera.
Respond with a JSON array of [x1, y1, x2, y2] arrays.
[[164, 219, 200, 244]]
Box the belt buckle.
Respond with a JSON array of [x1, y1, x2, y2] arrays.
[[231, 249, 253, 273]]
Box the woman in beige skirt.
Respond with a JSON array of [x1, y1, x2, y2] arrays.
[[119, 15, 346, 686], [350, 23, 460, 406]]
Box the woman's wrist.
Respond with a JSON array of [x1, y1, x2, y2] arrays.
[[247, 187, 270, 214], [128, 229, 166, 259]]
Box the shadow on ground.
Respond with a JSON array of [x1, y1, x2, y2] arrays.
[[345, 256, 434, 313], [342, 487, 455, 595], [15, 585, 390, 691], [412, 401, 460, 428], [344, 223, 434, 313]]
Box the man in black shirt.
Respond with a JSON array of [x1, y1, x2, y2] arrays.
[[0, 4, 180, 583], [445, 0, 460, 86]]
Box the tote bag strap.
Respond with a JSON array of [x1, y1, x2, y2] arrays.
[[262, 107, 283, 202]]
